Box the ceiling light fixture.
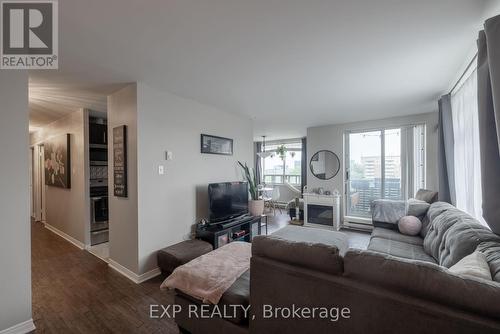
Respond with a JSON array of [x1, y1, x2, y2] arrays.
[[256, 135, 274, 158]]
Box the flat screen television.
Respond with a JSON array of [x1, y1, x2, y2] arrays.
[[208, 182, 248, 222]]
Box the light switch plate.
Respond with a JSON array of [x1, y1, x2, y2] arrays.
[[166, 151, 173, 161], [158, 165, 165, 175]]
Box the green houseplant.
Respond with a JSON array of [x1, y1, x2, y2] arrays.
[[238, 161, 264, 216], [276, 144, 287, 160]]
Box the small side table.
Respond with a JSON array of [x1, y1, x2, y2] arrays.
[[260, 214, 268, 235]]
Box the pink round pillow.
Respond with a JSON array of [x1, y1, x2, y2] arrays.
[[398, 216, 422, 236]]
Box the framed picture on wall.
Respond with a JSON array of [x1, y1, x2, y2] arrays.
[[44, 134, 71, 189], [113, 125, 128, 197], [200, 134, 233, 155]]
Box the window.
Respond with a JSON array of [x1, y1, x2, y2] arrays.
[[345, 125, 426, 220], [262, 140, 302, 185]]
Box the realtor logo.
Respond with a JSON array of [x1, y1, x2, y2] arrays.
[[1, 0, 58, 69]]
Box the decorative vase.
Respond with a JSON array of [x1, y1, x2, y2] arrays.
[[248, 199, 264, 216]]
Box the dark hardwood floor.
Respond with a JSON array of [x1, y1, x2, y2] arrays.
[[31, 221, 178, 334], [31, 214, 369, 333]]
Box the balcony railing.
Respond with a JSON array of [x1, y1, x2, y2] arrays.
[[263, 174, 301, 185], [348, 178, 402, 217]]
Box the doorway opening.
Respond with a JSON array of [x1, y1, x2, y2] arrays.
[[32, 144, 46, 223]]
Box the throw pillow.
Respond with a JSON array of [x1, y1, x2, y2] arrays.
[[407, 198, 430, 219], [449, 251, 492, 281], [415, 189, 438, 204], [398, 216, 422, 236]]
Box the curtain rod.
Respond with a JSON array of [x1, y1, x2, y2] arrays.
[[448, 53, 478, 95]]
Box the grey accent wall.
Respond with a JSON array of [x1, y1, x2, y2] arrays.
[[107, 84, 140, 274], [136, 83, 253, 274], [30, 109, 90, 244], [306, 112, 439, 221], [0, 73, 32, 330]]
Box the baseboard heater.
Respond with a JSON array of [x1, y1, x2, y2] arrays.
[[342, 220, 373, 232]]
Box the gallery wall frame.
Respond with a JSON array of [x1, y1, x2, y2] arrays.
[[113, 125, 128, 197], [44, 133, 71, 189], [200, 134, 233, 156]]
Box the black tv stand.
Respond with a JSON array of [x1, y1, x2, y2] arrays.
[[196, 215, 262, 249]]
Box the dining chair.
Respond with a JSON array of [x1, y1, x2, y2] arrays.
[[269, 187, 281, 215]]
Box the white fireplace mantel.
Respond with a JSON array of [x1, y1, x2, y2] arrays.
[[303, 193, 341, 230]]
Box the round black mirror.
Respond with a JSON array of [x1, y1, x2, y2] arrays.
[[310, 150, 340, 180]]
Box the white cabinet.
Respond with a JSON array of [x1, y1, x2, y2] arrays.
[[303, 193, 341, 230]]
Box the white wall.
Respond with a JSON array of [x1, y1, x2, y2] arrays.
[[108, 84, 140, 274], [136, 83, 253, 274], [0, 73, 33, 331], [307, 111, 438, 221], [484, 0, 500, 19], [30, 109, 90, 245], [106, 83, 253, 276]]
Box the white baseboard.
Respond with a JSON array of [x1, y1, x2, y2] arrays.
[[44, 223, 86, 250], [0, 319, 35, 334], [108, 259, 161, 284]]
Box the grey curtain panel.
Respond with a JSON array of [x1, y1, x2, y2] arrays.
[[477, 15, 500, 235], [255, 142, 262, 184], [301, 137, 307, 193], [437, 94, 456, 204]]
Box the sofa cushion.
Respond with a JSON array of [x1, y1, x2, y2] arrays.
[[271, 225, 348, 255], [423, 202, 500, 267], [252, 230, 345, 275], [371, 199, 406, 228], [449, 251, 492, 280], [368, 237, 436, 263], [343, 249, 500, 321], [407, 198, 430, 219], [420, 201, 452, 238], [371, 227, 424, 246], [415, 189, 438, 204], [419, 213, 431, 238], [477, 241, 500, 282]]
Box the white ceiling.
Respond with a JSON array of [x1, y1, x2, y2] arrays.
[[29, 78, 123, 128], [29, 0, 496, 139]]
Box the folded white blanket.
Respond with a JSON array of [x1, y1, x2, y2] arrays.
[[160, 241, 251, 304]]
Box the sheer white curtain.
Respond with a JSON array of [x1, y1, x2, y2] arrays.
[[450, 69, 487, 226]]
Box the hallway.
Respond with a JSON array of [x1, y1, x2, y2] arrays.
[[31, 221, 178, 334]]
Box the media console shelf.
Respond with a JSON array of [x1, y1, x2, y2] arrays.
[[195, 216, 262, 249]]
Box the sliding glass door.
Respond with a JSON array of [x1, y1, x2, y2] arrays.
[[345, 128, 405, 220], [384, 128, 402, 200]]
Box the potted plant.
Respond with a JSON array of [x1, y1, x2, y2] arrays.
[[276, 144, 287, 160], [238, 161, 264, 216]]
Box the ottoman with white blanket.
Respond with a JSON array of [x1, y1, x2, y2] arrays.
[[162, 241, 252, 334], [162, 226, 349, 334]]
